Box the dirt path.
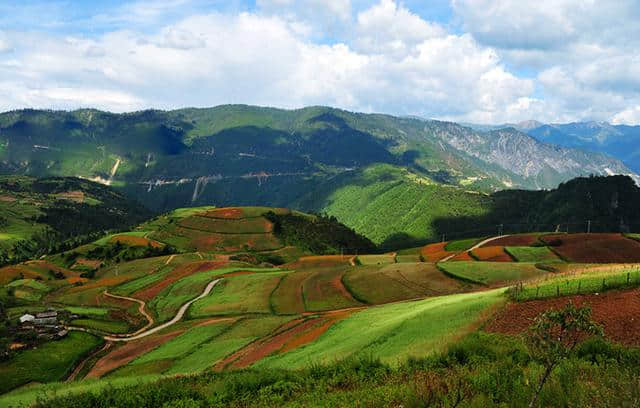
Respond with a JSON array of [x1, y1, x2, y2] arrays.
[[165, 254, 176, 265], [349, 256, 357, 266], [102, 291, 154, 336], [66, 342, 113, 382], [105, 278, 222, 342], [440, 235, 510, 262]]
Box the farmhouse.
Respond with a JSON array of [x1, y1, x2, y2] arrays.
[[33, 311, 58, 325], [19, 314, 35, 324]]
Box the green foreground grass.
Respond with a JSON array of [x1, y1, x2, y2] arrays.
[[439, 262, 546, 285], [512, 267, 640, 301], [11, 332, 640, 408], [256, 289, 506, 368]]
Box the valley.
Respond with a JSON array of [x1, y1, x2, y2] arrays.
[[1, 202, 640, 407]]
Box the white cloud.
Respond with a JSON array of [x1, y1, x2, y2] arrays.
[[0, 31, 10, 52], [612, 106, 640, 125], [354, 0, 444, 56]]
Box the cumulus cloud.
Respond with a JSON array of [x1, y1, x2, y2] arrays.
[[1, 0, 638, 124]]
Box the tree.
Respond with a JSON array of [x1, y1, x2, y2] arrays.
[[526, 302, 603, 408]]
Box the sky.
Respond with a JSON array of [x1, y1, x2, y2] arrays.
[[1, 0, 640, 124]]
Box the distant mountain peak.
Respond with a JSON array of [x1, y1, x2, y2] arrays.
[[515, 120, 543, 130]]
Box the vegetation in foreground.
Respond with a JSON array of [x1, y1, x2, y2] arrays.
[[6, 329, 638, 408]]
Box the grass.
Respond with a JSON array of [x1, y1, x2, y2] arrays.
[[270, 270, 312, 314], [343, 263, 467, 304], [65, 306, 109, 316], [255, 289, 506, 368], [505, 246, 561, 262], [512, 267, 640, 301], [130, 321, 233, 367], [356, 254, 396, 265], [71, 318, 130, 334], [444, 237, 482, 252], [190, 271, 286, 317], [302, 267, 362, 311], [111, 265, 173, 296], [438, 261, 546, 285], [149, 267, 278, 321], [0, 374, 162, 408], [0, 332, 102, 394]]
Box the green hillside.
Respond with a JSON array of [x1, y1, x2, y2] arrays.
[[0, 176, 152, 265]]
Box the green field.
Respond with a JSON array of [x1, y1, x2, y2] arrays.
[[269, 270, 312, 314], [128, 321, 233, 368], [190, 271, 286, 317], [356, 254, 396, 265], [505, 246, 561, 262], [302, 267, 362, 311], [256, 289, 506, 368], [71, 318, 131, 334], [343, 263, 467, 304], [65, 306, 109, 316], [0, 332, 102, 394], [444, 237, 483, 252], [439, 262, 546, 285], [512, 267, 640, 301]]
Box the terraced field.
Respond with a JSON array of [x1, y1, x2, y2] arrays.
[[541, 233, 640, 263], [5, 225, 640, 406]]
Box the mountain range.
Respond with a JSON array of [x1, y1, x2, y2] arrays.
[[467, 120, 640, 175], [0, 105, 638, 247]]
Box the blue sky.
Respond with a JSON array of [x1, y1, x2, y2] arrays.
[[1, 0, 639, 124]]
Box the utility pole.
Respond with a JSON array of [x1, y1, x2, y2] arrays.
[[587, 220, 591, 234], [498, 224, 504, 236], [441, 234, 445, 243]]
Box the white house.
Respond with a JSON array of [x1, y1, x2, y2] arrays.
[[19, 314, 35, 324]]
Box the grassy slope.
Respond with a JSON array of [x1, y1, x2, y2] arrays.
[[256, 289, 506, 368], [296, 164, 492, 249], [439, 262, 546, 285], [0, 332, 102, 394], [505, 246, 561, 262]]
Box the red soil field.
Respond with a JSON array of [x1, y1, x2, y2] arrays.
[[66, 276, 89, 284], [199, 208, 245, 219], [421, 242, 453, 262], [133, 260, 226, 301], [450, 251, 474, 261], [69, 276, 130, 292], [471, 246, 514, 262], [486, 288, 640, 346], [73, 258, 103, 269], [110, 235, 163, 248], [219, 311, 354, 370], [86, 330, 184, 378], [482, 234, 541, 247], [541, 233, 640, 263]]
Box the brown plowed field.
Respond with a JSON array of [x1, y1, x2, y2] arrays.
[[284, 255, 352, 269], [541, 233, 640, 263], [471, 246, 514, 262], [481, 234, 542, 247], [486, 288, 640, 346], [450, 251, 474, 261], [200, 208, 245, 219], [421, 242, 453, 262], [110, 235, 163, 248], [133, 260, 226, 301], [86, 330, 184, 378]]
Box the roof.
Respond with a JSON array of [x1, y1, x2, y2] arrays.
[[36, 311, 58, 318], [19, 314, 35, 323]]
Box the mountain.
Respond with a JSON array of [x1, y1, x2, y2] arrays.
[[0, 176, 152, 265], [0, 106, 636, 247], [505, 121, 640, 174]]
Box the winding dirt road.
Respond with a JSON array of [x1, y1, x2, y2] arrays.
[[104, 278, 222, 342], [440, 235, 510, 262], [102, 291, 154, 336]]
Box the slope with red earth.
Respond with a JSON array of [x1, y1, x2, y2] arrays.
[[86, 329, 184, 378], [481, 234, 542, 247], [486, 288, 640, 346], [421, 242, 453, 262], [542, 233, 640, 263], [132, 260, 226, 301], [216, 311, 355, 370], [471, 246, 514, 262]]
